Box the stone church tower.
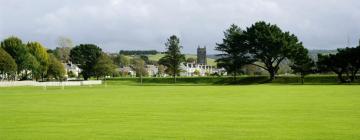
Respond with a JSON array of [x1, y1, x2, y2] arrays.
[[197, 46, 207, 65]]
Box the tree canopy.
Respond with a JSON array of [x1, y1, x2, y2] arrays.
[[27, 42, 50, 80], [245, 21, 306, 80], [215, 24, 254, 80], [289, 47, 315, 84], [1, 36, 29, 74], [0, 48, 17, 80], [93, 53, 116, 79], [70, 44, 102, 80], [159, 35, 185, 83], [47, 54, 65, 81]]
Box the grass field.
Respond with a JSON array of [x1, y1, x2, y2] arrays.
[[1, 83, 360, 139]]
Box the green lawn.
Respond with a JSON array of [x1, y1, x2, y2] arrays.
[[1, 84, 360, 139]]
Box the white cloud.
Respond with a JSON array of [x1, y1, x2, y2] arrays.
[[1, 0, 360, 53]]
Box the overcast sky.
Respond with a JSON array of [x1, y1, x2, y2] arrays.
[[1, 0, 360, 54]]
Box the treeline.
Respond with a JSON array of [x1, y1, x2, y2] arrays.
[[0, 37, 117, 81], [215, 21, 360, 84], [119, 50, 158, 55], [0, 37, 66, 81]]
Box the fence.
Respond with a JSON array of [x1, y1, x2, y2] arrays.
[[0, 80, 102, 87]]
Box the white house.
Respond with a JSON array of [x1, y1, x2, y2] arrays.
[[180, 63, 215, 76], [63, 62, 81, 79]]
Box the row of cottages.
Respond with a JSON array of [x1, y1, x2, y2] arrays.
[[63, 62, 226, 78], [180, 63, 227, 76], [116, 63, 225, 77], [116, 65, 160, 77]]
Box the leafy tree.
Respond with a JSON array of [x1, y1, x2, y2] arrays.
[[245, 21, 305, 81], [158, 65, 165, 77], [0, 48, 17, 80], [22, 53, 40, 80], [70, 44, 102, 80], [159, 35, 185, 83], [131, 58, 147, 84], [317, 53, 349, 83], [113, 54, 130, 67], [47, 54, 65, 81], [93, 53, 116, 79], [54, 37, 74, 62], [337, 47, 360, 82], [27, 42, 50, 81], [215, 24, 254, 80], [290, 47, 315, 84], [1, 36, 28, 75], [186, 57, 196, 63], [140, 55, 150, 64]]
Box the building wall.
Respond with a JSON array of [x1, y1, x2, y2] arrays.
[[197, 47, 207, 65]]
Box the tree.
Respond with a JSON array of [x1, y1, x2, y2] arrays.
[[140, 55, 150, 64], [186, 57, 196, 63], [0, 48, 17, 80], [317, 53, 349, 83], [47, 54, 65, 81], [27, 42, 50, 81], [93, 53, 116, 79], [131, 58, 147, 84], [113, 54, 130, 67], [22, 53, 40, 80], [1, 36, 28, 76], [245, 21, 305, 81], [337, 47, 360, 82], [54, 37, 74, 62], [158, 65, 165, 77], [70, 44, 102, 80], [159, 35, 185, 83], [215, 24, 254, 80], [290, 47, 315, 84]]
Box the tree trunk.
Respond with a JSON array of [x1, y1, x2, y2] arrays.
[[269, 68, 276, 81], [301, 75, 305, 85], [233, 72, 237, 81], [337, 73, 345, 83], [350, 69, 358, 82]]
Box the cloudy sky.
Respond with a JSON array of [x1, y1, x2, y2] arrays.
[[1, 0, 360, 54]]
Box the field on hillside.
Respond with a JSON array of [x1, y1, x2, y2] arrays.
[[1, 83, 360, 139]]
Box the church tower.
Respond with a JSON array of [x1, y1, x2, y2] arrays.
[[197, 46, 207, 65]]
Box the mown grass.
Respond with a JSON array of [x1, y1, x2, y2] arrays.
[[1, 83, 360, 139]]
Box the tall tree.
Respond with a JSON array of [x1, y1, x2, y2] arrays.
[[245, 21, 305, 80], [131, 58, 147, 84], [337, 47, 360, 82], [27, 42, 50, 81], [159, 35, 185, 83], [54, 37, 74, 62], [93, 53, 116, 79], [290, 47, 315, 84], [47, 54, 65, 81], [22, 53, 40, 80], [70, 44, 102, 80], [0, 48, 17, 80], [1, 36, 28, 76], [215, 24, 254, 80], [113, 54, 130, 67], [317, 53, 349, 83]]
